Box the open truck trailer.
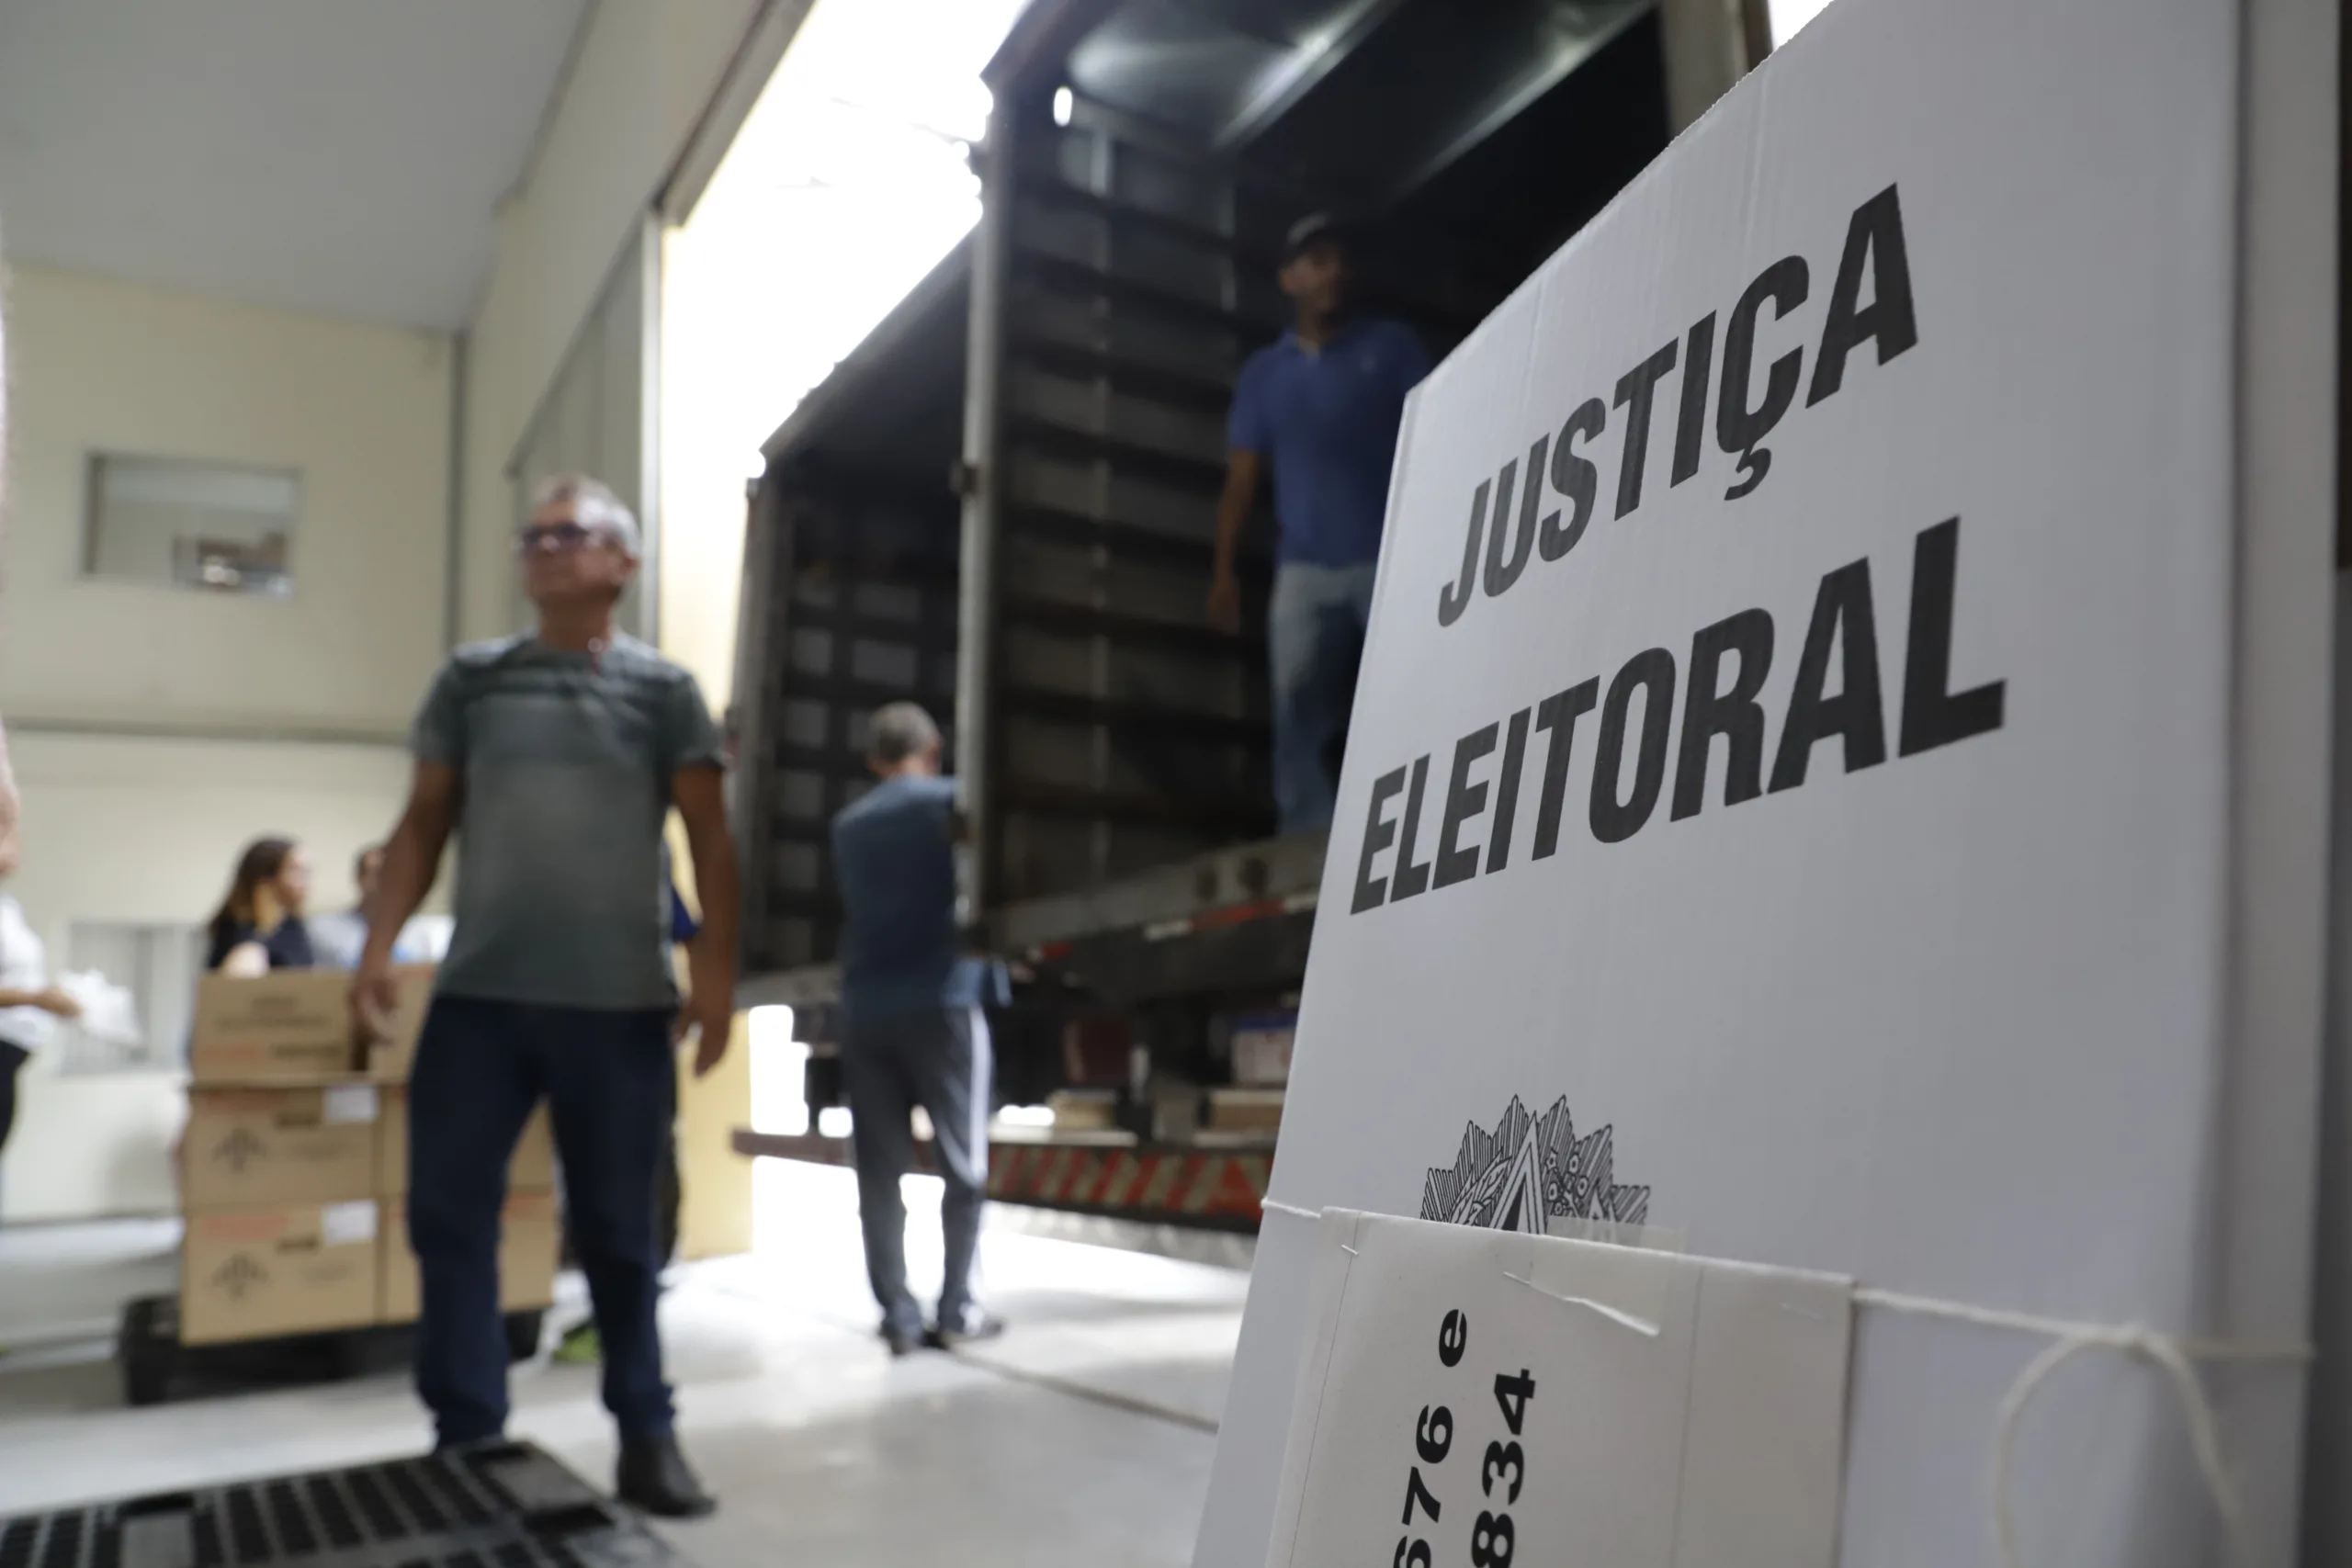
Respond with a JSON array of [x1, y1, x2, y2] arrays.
[[727, 0, 1737, 1224]]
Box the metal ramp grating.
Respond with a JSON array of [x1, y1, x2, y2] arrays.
[[0, 1445, 684, 1568]]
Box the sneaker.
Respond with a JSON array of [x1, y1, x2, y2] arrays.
[[925, 1311, 1006, 1350], [881, 1324, 922, 1358], [552, 1323, 601, 1366]]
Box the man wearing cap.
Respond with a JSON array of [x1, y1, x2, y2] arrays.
[[1209, 214, 1431, 833], [354, 474, 736, 1517]]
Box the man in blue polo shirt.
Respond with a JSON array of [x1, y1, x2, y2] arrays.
[[1209, 214, 1430, 833]]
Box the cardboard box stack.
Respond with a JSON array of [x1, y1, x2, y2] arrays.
[[181, 966, 559, 1346]]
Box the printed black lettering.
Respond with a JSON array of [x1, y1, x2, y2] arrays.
[[1439, 480, 1490, 627], [1715, 257, 1810, 501], [1390, 756, 1437, 900], [1589, 650, 1676, 844], [1770, 559, 1887, 791], [1611, 340, 1679, 519], [1899, 519, 2006, 756], [1543, 399, 1606, 560], [1435, 724, 1501, 888], [1807, 184, 1918, 406], [1483, 439, 1546, 598], [1486, 708, 1532, 874], [1670, 609, 1775, 820], [1531, 680, 1598, 860], [1351, 765, 1409, 913], [1670, 312, 1717, 487]]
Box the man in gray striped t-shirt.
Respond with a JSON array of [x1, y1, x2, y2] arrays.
[[354, 475, 736, 1517]]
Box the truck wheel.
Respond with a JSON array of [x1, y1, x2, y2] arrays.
[[119, 1298, 176, 1407], [504, 1310, 546, 1362]]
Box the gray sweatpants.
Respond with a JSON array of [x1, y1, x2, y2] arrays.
[[841, 1005, 992, 1337]]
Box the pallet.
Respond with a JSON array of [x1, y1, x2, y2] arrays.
[[116, 1296, 546, 1408], [0, 1441, 684, 1568]]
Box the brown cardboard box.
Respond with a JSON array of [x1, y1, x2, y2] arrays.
[[183, 1083, 382, 1210], [1206, 1087, 1284, 1133], [359, 964, 440, 1083], [376, 1091, 556, 1195], [188, 972, 360, 1081], [189, 965, 434, 1084], [377, 1187, 559, 1323], [180, 1201, 380, 1345]]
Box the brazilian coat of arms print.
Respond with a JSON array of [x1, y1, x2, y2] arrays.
[[1421, 1095, 1649, 1232]]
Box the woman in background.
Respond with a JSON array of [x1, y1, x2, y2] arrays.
[[205, 836, 317, 974]]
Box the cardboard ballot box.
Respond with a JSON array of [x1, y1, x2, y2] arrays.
[[377, 1188, 559, 1324], [189, 965, 434, 1083], [1193, 0, 2336, 1562], [182, 1083, 383, 1210], [376, 1091, 556, 1195], [180, 1201, 380, 1345]]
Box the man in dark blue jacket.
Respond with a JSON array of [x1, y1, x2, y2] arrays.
[[829, 702, 999, 1356]]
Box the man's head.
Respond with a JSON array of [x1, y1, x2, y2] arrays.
[[1278, 213, 1351, 323], [865, 702, 943, 779], [353, 844, 385, 904], [519, 474, 639, 615]]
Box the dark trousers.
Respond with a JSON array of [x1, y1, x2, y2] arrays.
[[0, 1043, 24, 1175], [842, 1006, 991, 1337], [0, 1041, 25, 1163], [409, 997, 676, 1446]]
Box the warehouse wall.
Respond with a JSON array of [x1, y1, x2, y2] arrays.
[[0, 265, 447, 1221], [3, 265, 452, 736], [457, 0, 761, 647]]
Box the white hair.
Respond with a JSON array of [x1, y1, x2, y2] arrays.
[[529, 472, 640, 558], [865, 702, 942, 765]]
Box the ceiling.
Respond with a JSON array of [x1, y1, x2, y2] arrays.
[[0, 0, 591, 331]]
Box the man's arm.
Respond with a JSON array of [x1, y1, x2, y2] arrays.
[[351, 761, 458, 1029], [1207, 447, 1262, 633], [673, 764, 739, 1076]]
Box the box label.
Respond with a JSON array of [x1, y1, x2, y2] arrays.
[[322, 1085, 379, 1124], [1266, 1213, 1849, 1568], [321, 1201, 379, 1247]]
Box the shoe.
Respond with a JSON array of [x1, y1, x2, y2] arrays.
[[552, 1323, 602, 1366], [925, 1311, 1006, 1350], [882, 1325, 922, 1358], [616, 1433, 717, 1519]]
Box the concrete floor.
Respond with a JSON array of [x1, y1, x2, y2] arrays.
[[0, 1162, 1249, 1565]]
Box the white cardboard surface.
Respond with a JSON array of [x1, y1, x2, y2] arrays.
[[1193, 0, 2330, 1563], [1265, 1213, 1850, 1568]]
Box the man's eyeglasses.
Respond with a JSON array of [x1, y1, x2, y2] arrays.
[[518, 521, 598, 555]]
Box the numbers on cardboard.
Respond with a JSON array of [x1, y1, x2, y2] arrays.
[[1480, 1441, 1523, 1506], [1392, 1314, 1538, 1567]]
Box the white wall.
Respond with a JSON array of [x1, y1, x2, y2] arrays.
[[458, 0, 761, 646], [3, 265, 452, 737], [0, 264, 450, 1222], [0, 730, 415, 1223]]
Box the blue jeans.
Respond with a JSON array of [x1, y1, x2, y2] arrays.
[[408, 997, 676, 1446], [1270, 560, 1380, 833], [842, 1006, 992, 1338]]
